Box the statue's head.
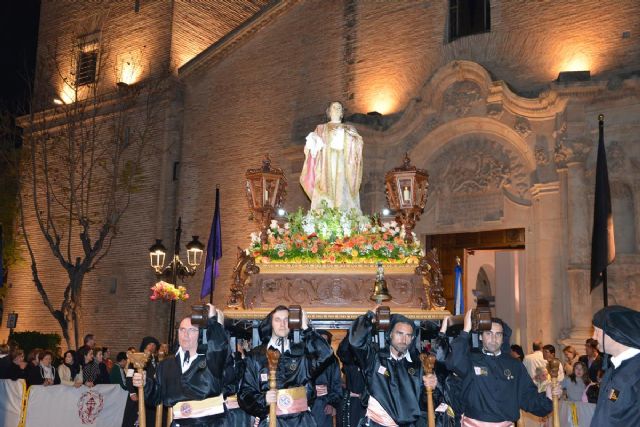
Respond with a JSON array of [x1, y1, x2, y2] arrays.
[[326, 101, 344, 122]]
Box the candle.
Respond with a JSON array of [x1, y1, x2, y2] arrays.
[[264, 188, 269, 205], [403, 186, 410, 203]]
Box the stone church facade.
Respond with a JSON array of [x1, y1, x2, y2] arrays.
[[2, 1, 640, 353]]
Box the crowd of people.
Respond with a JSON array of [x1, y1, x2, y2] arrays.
[[1, 304, 638, 427]]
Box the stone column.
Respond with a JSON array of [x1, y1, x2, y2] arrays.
[[528, 182, 564, 346], [565, 161, 593, 336]]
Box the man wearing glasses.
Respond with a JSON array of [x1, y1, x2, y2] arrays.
[[134, 304, 229, 426], [444, 310, 560, 427]]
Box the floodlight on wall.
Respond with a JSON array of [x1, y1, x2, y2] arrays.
[[557, 70, 591, 83]]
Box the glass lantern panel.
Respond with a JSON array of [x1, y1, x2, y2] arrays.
[[187, 247, 203, 267], [399, 178, 413, 208], [150, 251, 165, 270]]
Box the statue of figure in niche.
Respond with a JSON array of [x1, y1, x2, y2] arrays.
[[300, 101, 363, 212]]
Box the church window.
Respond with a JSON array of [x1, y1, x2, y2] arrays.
[[449, 0, 491, 42], [75, 33, 99, 86]]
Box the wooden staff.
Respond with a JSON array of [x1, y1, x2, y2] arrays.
[[267, 348, 281, 427], [128, 351, 150, 427], [547, 358, 560, 427], [155, 350, 168, 427], [420, 353, 437, 427]]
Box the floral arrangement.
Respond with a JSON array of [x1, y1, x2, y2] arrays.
[[150, 281, 189, 302], [248, 204, 423, 264]]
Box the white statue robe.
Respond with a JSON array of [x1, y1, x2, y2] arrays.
[[300, 123, 363, 212]]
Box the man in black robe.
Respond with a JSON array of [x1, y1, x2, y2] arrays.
[[349, 309, 437, 426], [238, 305, 334, 427], [223, 341, 254, 427], [336, 335, 366, 427], [590, 305, 640, 427], [444, 310, 559, 426], [134, 304, 229, 427], [311, 330, 343, 427]]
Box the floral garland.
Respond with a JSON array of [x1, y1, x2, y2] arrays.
[[150, 281, 189, 302], [248, 205, 423, 264]]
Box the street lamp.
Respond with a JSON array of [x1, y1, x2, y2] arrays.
[[384, 153, 429, 243], [245, 154, 287, 244], [148, 217, 204, 349]]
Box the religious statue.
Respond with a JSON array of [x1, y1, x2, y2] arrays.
[[300, 101, 363, 212]]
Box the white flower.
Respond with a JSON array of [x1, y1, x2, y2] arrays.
[[270, 219, 278, 230], [250, 232, 261, 244], [284, 222, 290, 230]]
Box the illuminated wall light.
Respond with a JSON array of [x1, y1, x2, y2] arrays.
[[368, 91, 397, 115], [117, 50, 143, 86], [59, 81, 77, 104], [53, 98, 64, 105]]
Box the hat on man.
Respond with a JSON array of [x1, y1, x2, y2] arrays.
[[592, 305, 640, 349]]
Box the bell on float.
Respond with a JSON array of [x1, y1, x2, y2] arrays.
[[370, 262, 392, 303]]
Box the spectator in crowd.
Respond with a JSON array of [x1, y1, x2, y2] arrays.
[[28, 350, 60, 386], [58, 350, 82, 387], [94, 347, 111, 384], [578, 338, 603, 383], [582, 369, 602, 404], [510, 344, 525, 362], [0, 342, 13, 379], [8, 348, 28, 380], [110, 351, 137, 427], [83, 334, 96, 350], [25, 348, 42, 386], [562, 345, 578, 376], [78, 346, 97, 387], [102, 347, 114, 373], [542, 344, 565, 381], [523, 340, 547, 380], [533, 366, 550, 393], [561, 361, 589, 402]]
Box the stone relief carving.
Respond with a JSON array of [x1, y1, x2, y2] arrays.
[[514, 116, 532, 138], [428, 137, 531, 225], [244, 274, 425, 309], [443, 81, 482, 117], [609, 272, 640, 309], [535, 147, 549, 166]]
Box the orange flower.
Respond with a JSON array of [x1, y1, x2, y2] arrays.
[[311, 245, 318, 254]]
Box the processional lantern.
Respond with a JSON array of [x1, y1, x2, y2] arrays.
[[245, 154, 287, 244], [384, 153, 429, 243]]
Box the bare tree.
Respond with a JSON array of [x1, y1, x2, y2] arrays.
[[2, 31, 163, 348]]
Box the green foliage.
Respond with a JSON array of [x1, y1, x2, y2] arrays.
[[10, 331, 62, 356]]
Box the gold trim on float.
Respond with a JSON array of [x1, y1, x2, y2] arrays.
[[224, 307, 450, 321], [256, 263, 418, 275]]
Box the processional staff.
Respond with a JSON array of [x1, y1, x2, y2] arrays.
[[420, 353, 437, 427], [548, 359, 561, 427], [128, 351, 150, 427]]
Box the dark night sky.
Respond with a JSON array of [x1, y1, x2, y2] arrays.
[[0, 1, 41, 114]]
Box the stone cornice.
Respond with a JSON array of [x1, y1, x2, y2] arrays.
[[178, 0, 296, 80]]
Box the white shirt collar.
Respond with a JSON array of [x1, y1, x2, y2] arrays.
[[610, 348, 640, 369], [482, 349, 502, 357], [268, 336, 290, 354], [176, 347, 202, 373], [389, 350, 412, 362]]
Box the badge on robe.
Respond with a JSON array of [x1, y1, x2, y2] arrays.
[[473, 366, 488, 376], [608, 388, 619, 401]]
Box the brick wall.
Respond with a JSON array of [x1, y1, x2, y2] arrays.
[[4, 0, 640, 352]]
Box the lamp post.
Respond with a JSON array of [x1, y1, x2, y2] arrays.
[[148, 217, 204, 349], [384, 153, 429, 243], [245, 154, 287, 244]]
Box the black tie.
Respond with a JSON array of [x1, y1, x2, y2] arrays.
[[183, 351, 190, 366]]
